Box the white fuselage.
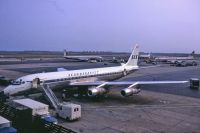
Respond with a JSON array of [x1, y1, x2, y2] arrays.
[[4, 44, 140, 95], [155, 56, 194, 61], [64, 55, 103, 62], [3, 64, 138, 95]]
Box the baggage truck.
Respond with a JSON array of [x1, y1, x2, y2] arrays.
[[57, 102, 81, 121]]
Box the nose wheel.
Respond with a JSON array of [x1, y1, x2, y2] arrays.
[[123, 69, 127, 76]]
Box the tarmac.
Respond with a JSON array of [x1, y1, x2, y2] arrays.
[[0, 58, 200, 133]]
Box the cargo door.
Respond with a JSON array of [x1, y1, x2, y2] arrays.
[[32, 78, 40, 88]]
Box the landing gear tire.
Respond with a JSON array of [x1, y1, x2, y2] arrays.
[[123, 69, 127, 76]]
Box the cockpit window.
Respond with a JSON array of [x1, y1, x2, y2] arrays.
[[11, 80, 25, 85], [11, 81, 20, 85]]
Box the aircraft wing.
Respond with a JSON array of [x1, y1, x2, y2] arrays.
[[70, 80, 188, 87]]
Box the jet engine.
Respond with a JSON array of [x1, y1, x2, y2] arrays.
[[87, 87, 108, 97], [121, 88, 141, 97]]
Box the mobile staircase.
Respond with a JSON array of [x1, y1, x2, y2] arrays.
[[41, 83, 81, 121], [41, 84, 60, 110]]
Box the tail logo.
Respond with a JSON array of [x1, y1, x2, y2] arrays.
[[132, 55, 139, 59]]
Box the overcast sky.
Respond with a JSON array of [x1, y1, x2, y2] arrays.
[[0, 0, 200, 53]]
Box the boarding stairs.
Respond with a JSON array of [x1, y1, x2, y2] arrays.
[[41, 84, 60, 110]]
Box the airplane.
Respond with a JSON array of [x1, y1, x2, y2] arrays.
[[139, 53, 152, 60], [155, 54, 198, 66], [139, 53, 156, 64], [154, 51, 196, 63], [3, 44, 188, 97], [155, 56, 195, 62], [63, 50, 103, 62]]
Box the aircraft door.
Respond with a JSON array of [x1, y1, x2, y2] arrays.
[[32, 78, 40, 88], [123, 69, 127, 76]]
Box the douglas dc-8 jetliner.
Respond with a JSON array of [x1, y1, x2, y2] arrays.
[[3, 44, 188, 97]]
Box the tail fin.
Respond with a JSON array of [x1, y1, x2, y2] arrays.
[[125, 44, 139, 66], [64, 49, 68, 57]]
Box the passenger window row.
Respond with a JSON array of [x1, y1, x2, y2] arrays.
[[45, 71, 123, 83]]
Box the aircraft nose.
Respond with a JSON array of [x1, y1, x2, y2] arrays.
[[3, 85, 14, 95]]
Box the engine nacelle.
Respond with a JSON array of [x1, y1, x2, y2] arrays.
[[121, 88, 141, 97], [87, 87, 107, 97]]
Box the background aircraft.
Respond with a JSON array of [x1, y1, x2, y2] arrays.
[[63, 50, 103, 62]]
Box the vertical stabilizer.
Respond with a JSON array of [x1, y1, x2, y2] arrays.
[[125, 44, 139, 66], [64, 49, 67, 57]]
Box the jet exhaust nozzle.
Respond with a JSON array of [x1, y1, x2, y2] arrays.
[[87, 87, 107, 97], [121, 88, 141, 97]]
